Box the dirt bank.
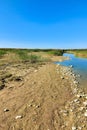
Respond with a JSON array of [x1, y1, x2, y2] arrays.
[[0, 61, 87, 130]]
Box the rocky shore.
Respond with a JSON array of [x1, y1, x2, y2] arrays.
[[0, 61, 87, 130], [56, 64, 87, 130]]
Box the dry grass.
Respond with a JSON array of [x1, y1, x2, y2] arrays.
[[67, 50, 87, 58]]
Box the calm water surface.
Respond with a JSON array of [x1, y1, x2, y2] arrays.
[[56, 53, 87, 88]]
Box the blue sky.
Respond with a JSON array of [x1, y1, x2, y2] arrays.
[[0, 0, 87, 49]]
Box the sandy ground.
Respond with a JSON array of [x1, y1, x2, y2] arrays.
[[0, 56, 87, 130]]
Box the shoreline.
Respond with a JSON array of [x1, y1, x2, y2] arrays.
[[57, 64, 87, 130]]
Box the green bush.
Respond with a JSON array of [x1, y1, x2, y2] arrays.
[[0, 50, 7, 57], [29, 54, 41, 63], [48, 50, 64, 56], [16, 50, 29, 60], [53, 51, 63, 56]]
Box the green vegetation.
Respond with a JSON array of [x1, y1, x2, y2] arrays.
[[29, 55, 42, 63], [14, 50, 30, 61], [0, 49, 64, 64], [0, 49, 64, 56], [0, 49, 7, 57], [8, 49, 43, 63], [47, 50, 64, 56], [67, 49, 87, 58], [12, 50, 43, 63], [0, 49, 46, 63]]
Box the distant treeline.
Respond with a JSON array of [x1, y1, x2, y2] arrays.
[[0, 48, 87, 51], [0, 48, 64, 51], [0, 48, 87, 55], [64, 49, 87, 51], [0, 48, 64, 56]]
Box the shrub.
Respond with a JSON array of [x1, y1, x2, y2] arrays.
[[29, 54, 41, 63], [48, 50, 64, 56], [53, 50, 63, 56], [0, 49, 7, 57]]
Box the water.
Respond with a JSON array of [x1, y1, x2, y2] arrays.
[[55, 53, 87, 88]]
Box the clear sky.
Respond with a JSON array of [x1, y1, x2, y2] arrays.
[[0, 0, 87, 49]]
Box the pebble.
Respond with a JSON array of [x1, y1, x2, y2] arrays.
[[79, 107, 84, 111], [36, 105, 40, 108], [83, 101, 87, 106], [84, 111, 87, 117], [76, 94, 82, 98], [70, 65, 73, 68], [77, 74, 81, 77], [60, 110, 68, 113], [70, 109, 73, 112], [15, 115, 22, 119], [34, 70, 38, 73], [28, 104, 32, 107], [74, 99, 79, 103], [73, 81, 79, 84], [4, 108, 9, 112], [61, 76, 64, 79], [72, 126, 77, 130]]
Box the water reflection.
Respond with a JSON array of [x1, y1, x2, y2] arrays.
[[56, 53, 87, 88]]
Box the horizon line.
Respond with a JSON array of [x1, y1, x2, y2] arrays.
[[0, 47, 87, 50]]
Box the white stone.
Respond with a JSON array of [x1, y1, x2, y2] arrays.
[[78, 75, 81, 77], [84, 111, 87, 117], [60, 110, 68, 113], [4, 108, 9, 112], [74, 99, 78, 102], [77, 94, 81, 98], [34, 70, 38, 72], [15, 115, 22, 119], [79, 107, 84, 111], [61, 76, 64, 79], [83, 101, 87, 106], [70, 65, 73, 68], [70, 109, 73, 112], [73, 81, 78, 84], [72, 126, 77, 130]]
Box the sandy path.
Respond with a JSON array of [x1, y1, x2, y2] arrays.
[[0, 62, 86, 130]]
